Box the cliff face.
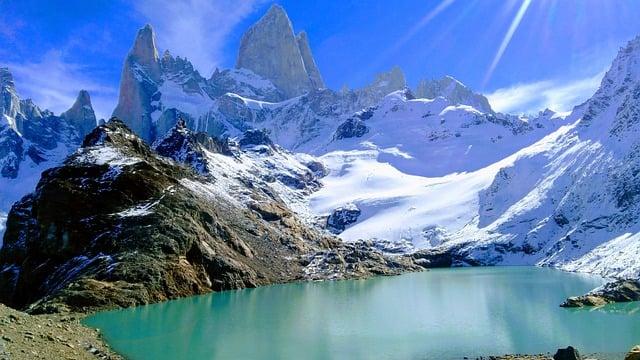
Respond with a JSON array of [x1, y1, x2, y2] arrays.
[[236, 5, 324, 98], [112, 25, 162, 143]]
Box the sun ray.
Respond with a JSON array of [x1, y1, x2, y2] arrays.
[[482, 0, 533, 87]]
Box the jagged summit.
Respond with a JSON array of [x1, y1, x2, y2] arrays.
[[130, 24, 161, 78], [415, 75, 493, 113], [236, 4, 324, 98], [0, 68, 21, 129], [60, 90, 97, 139], [112, 24, 163, 142], [579, 35, 640, 141]]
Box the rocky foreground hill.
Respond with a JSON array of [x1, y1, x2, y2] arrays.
[[0, 119, 419, 314]]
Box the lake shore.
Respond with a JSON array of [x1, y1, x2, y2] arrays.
[[0, 304, 121, 360]]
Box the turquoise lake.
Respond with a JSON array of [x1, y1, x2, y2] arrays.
[[84, 267, 640, 359]]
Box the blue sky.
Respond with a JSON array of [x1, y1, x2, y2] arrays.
[[1, 0, 640, 119]]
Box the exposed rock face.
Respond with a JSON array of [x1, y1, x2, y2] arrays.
[[326, 204, 361, 234], [236, 5, 324, 98], [239, 128, 274, 148], [415, 76, 493, 113], [560, 279, 640, 307], [153, 119, 231, 174], [112, 24, 162, 143], [296, 31, 325, 89], [333, 107, 375, 140], [0, 119, 420, 313], [112, 25, 281, 144], [552, 346, 581, 360], [60, 90, 97, 139]]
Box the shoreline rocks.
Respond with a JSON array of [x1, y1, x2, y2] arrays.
[[561, 279, 640, 307], [0, 304, 121, 360]]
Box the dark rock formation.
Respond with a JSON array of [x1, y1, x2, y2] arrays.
[[326, 204, 361, 234], [153, 119, 232, 174], [553, 346, 581, 360], [239, 128, 274, 148], [334, 117, 369, 140], [561, 279, 640, 307], [625, 345, 640, 360]]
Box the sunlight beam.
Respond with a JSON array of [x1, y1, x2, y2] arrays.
[[483, 0, 532, 87]]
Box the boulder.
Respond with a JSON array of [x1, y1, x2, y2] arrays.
[[326, 204, 361, 234], [553, 346, 581, 360], [625, 345, 640, 360]]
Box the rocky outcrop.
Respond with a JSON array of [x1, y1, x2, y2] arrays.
[[239, 128, 274, 148], [326, 204, 361, 234], [60, 90, 97, 139], [625, 345, 640, 360], [236, 5, 324, 98], [334, 108, 375, 140], [415, 76, 493, 113], [560, 279, 640, 307], [552, 346, 581, 360], [153, 119, 231, 174], [0, 119, 420, 313]]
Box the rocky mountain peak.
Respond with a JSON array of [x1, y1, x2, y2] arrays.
[[0, 68, 21, 127], [580, 35, 640, 140], [61, 90, 97, 139], [415, 75, 493, 113], [130, 24, 160, 75], [81, 118, 152, 160], [236, 4, 323, 99], [373, 66, 406, 91], [0, 67, 16, 92]]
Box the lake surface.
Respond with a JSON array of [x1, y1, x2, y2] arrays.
[[84, 267, 640, 359]]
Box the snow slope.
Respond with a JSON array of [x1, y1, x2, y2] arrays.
[[310, 101, 572, 250], [309, 36, 640, 281]]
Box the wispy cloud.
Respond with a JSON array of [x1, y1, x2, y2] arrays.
[[134, 0, 266, 76], [485, 71, 605, 114], [3, 51, 117, 120]]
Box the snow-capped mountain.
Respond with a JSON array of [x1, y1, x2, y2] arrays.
[[111, 6, 502, 153], [310, 35, 640, 281], [111, 24, 282, 144], [0, 68, 97, 240], [446, 35, 640, 279], [308, 89, 568, 249]]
